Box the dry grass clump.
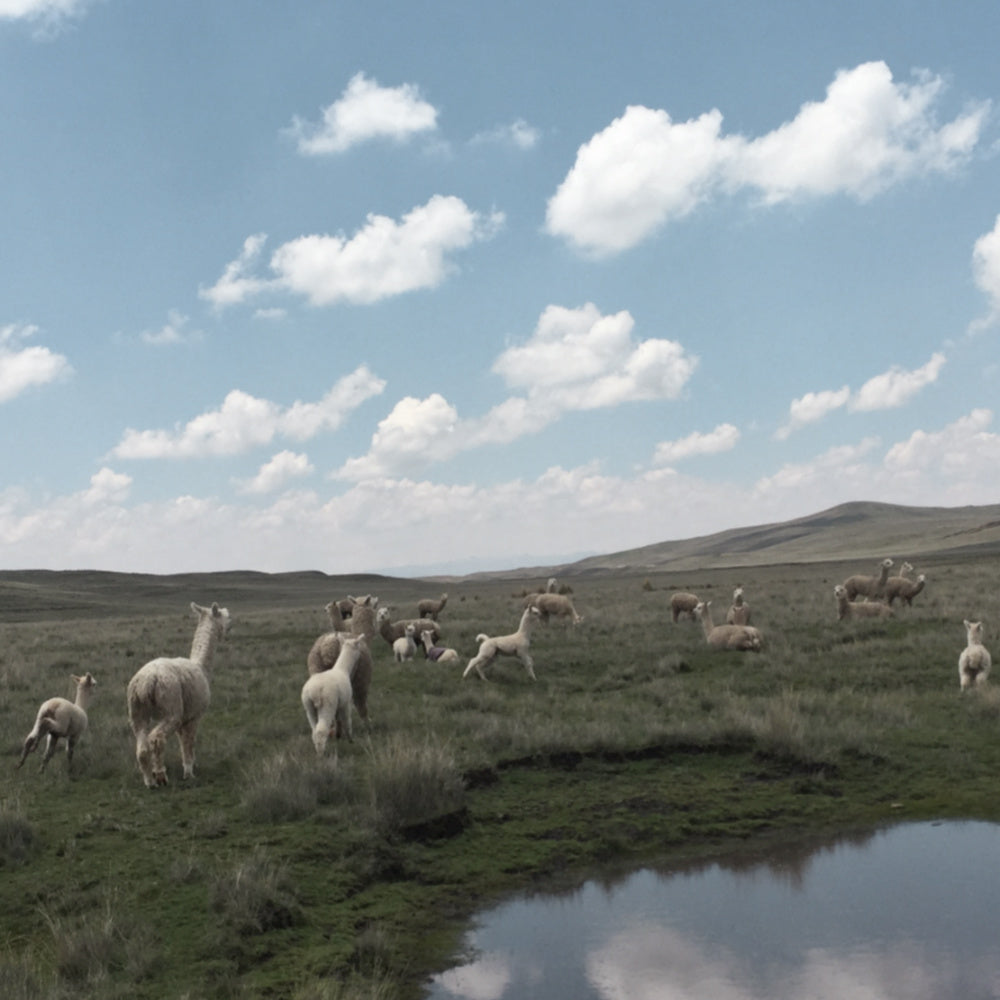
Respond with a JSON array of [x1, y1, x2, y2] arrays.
[[210, 847, 302, 936], [241, 748, 360, 823], [0, 799, 37, 868]]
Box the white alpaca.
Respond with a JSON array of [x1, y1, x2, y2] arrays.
[[393, 624, 418, 662], [18, 672, 96, 772], [833, 584, 893, 621], [670, 592, 700, 623], [693, 601, 763, 651], [842, 558, 893, 601], [726, 586, 751, 626], [464, 606, 542, 681], [376, 607, 441, 656], [126, 601, 230, 788], [419, 629, 460, 664], [958, 620, 991, 691], [301, 635, 367, 757]]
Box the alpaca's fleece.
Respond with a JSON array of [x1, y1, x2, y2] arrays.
[[464, 606, 541, 681], [301, 635, 366, 757], [833, 585, 893, 621], [18, 672, 96, 772], [127, 601, 229, 788], [376, 607, 441, 655], [694, 601, 762, 651], [417, 593, 448, 619], [420, 630, 460, 664], [842, 559, 893, 601], [393, 625, 417, 662], [670, 592, 700, 623], [347, 595, 379, 643], [525, 592, 583, 625], [959, 620, 991, 690], [885, 574, 926, 607], [726, 587, 751, 626]]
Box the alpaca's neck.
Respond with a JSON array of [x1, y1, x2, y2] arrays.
[[74, 687, 93, 711], [699, 608, 716, 635], [189, 619, 221, 669]]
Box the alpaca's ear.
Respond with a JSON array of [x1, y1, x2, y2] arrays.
[[190, 601, 202, 615], [211, 602, 221, 615], [71, 674, 80, 683]]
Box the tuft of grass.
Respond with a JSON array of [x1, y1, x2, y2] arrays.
[[0, 799, 37, 868], [210, 847, 303, 936], [241, 748, 359, 823], [365, 735, 466, 835]]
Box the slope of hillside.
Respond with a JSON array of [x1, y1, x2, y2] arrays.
[[471, 501, 1000, 580]]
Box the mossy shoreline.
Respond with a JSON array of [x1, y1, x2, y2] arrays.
[[1, 557, 999, 998]]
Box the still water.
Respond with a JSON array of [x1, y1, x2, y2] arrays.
[[427, 821, 1000, 1000]]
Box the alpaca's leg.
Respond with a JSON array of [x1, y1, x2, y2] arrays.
[[177, 721, 199, 780], [312, 712, 333, 755], [336, 700, 353, 743], [40, 732, 60, 771], [463, 652, 490, 680], [133, 728, 157, 787], [521, 652, 536, 681], [148, 721, 175, 786]]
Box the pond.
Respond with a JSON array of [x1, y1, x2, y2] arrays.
[[426, 821, 1000, 1000]]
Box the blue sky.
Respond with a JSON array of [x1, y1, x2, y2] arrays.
[[2, 0, 1000, 576]]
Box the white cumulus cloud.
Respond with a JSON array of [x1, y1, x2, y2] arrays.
[[289, 71, 438, 155], [237, 451, 315, 494], [653, 423, 741, 464], [111, 366, 385, 460], [850, 352, 946, 411], [546, 61, 988, 255], [971, 213, 1000, 329], [201, 197, 503, 308], [0, 323, 72, 402]]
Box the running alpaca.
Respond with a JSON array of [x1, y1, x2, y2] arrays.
[[958, 620, 991, 691], [126, 601, 230, 788], [420, 629, 460, 664], [17, 672, 96, 773], [726, 586, 751, 625], [693, 601, 763, 651], [463, 605, 542, 681], [301, 635, 367, 757]]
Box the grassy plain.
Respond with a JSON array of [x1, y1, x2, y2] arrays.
[[1, 553, 999, 998]]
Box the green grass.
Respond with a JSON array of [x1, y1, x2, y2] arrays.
[[1, 555, 998, 997]]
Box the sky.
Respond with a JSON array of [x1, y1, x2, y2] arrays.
[[2, 0, 1000, 577]]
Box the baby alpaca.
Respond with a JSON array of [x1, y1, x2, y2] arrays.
[[958, 620, 991, 691], [18, 672, 96, 772], [693, 601, 763, 651], [420, 629, 460, 664], [393, 624, 418, 662], [301, 635, 367, 757], [463, 606, 542, 681]]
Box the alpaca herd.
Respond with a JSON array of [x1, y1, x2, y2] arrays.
[[11, 557, 990, 782]]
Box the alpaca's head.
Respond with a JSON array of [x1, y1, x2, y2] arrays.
[[964, 620, 984, 644]]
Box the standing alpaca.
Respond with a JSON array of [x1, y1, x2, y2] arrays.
[[958, 620, 991, 691], [417, 592, 448, 619], [306, 622, 374, 727], [524, 591, 584, 625], [885, 573, 926, 607], [393, 624, 418, 662], [126, 602, 230, 788], [301, 635, 366, 757], [842, 559, 894, 601], [726, 586, 751, 625], [670, 592, 700, 623], [18, 672, 96, 773], [693, 601, 763, 651], [464, 606, 542, 681]]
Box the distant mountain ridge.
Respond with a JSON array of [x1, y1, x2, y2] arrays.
[[467, 501, 1000, 580]]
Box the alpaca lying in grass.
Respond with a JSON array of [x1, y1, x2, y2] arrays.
[[301, 635, 367, 757], [18, 672, 96, 773], [958, 620, 991, 691], [464, 605, 542, 681], [126, 601, 230, 788], [833, 585, 893, 621], [420, 629, 460, 664], [693, 601, 763, 651]]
